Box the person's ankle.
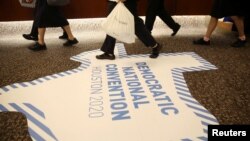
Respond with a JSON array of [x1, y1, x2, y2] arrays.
[[68, 37, 75, 40], [38, 41, 45, 45], [239, 36, 246, 41], [203, 37, 210, 42]]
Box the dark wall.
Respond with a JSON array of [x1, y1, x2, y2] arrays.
[[0, 0, 212, 21], [0, 0, 34, 21], [175, 0, 213, 15]]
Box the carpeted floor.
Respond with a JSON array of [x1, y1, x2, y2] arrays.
[[0, 16, 249, 140]]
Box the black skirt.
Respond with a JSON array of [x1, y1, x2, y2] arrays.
[[210, 0, 247, 18], [36, 0, 69, 28]]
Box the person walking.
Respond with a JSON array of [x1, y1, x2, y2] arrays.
[[193, 0, 247, 47], [23, 21, 68, 41], [27, 0, 78, 51], [96, 0, 162, 60], [145, 0, 180, 36]]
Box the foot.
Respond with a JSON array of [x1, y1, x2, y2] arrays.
[[150, 43, 162, 58], [96, 53, 115, 60], [22, 34, 38, 41], [171, 23, 181, 36], [59, 33, 68, 39], [28, 42, 47, 51], [231, 39, 247, 48], [63, 38, 79, 46], [193, 38, 210, 45]]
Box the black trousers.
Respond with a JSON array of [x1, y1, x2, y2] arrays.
[[145, 0, 177, 32], [30, 4, 39, 36], [101, 1, 157, 54]]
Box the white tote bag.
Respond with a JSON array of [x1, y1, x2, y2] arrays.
[[102, 2, 135, 44], [19, 0, 36, 8]]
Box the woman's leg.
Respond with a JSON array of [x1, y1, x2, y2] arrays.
[[231, 16, 246, 40], [28, 27, 47, 51], [230, 16, 247, 47], [62, 25, 78, 46], [204, 16, 218, 41], [38, 27, 46, 45], [193, 16, 218, 45], [62, 25, 75, 40]]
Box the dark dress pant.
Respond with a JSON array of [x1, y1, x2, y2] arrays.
[[101, 0, 157, 54], [145, 0, 177, 32]]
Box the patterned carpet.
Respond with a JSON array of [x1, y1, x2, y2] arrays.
[[0, 16, 249, 140]]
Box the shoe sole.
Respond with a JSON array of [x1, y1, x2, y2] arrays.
[[96, 57, 115, 60]]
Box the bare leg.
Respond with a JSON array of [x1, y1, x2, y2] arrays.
[[28, 27, 47, 51], [38, 28, 46, 45], [230, 16, 246, 47], [231, 16, 246, 40], [193, 16, 218, 45], [62, 25, 74, 40], [204, 16, 218, 41], [62, 25, 78, 46]]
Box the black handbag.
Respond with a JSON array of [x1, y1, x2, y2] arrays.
[[47, 0, 70, 6], [19, 0, 36, 8]]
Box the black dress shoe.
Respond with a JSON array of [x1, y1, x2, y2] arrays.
[[23, 34, 38, 41], [59, 32, 68, 39], [96, 53, 115, 60], [150, 43, 162, 58], [231, 39, 247, 48], [193, 38, 210, 45], [28, 42, 47, 51], [63, 38, 79, 46], [171, 23, 181, 36]]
